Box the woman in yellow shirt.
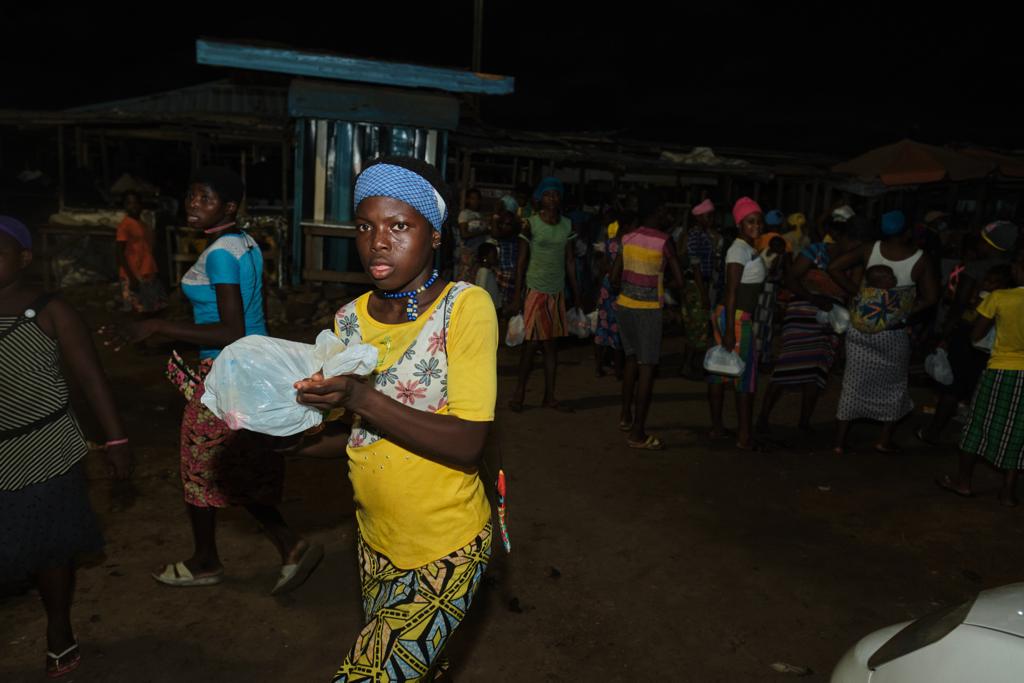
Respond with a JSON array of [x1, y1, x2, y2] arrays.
[[939, 253, 1024, 507], [294, 157, 497, 682]]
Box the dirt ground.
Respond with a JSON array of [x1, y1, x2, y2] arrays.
[[4, 285, 1024, 682]]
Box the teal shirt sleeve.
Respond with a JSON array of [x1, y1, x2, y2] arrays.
[[206, 249, 241, 285]]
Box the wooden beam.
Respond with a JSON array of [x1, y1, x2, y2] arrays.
[[57, 125, 65, 213], [313, 120, 328, 223], [291, 120, 305, 286], [197, 39, 514, 95]]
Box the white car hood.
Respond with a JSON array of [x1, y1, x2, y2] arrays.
[[963, 582, 1024, 637]]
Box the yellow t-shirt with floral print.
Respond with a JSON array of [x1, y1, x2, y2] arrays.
[[336, 283, 496, 569]]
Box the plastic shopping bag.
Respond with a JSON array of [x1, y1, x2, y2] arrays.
[[924, 348, 955, 386], [974, 325, 995, 353], [814, 304, 851, 334], [567, 307, 590, 339], [586, 309, 599, 334], [201, 332, 377, 436], [506, 314, 525, 347], [703, 345, 746, 378]]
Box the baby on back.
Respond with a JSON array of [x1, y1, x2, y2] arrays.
[[864, 264, 897, 289], [851, 264, 914, 333]]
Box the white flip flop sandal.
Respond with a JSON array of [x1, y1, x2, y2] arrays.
[[46, 641, 80, 678], [271, 543, 324, 595], [151, 561, 223, 587]]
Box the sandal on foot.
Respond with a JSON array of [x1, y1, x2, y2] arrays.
[[935, 475, 973, 498], [736, 440, 770, 453], [627, 435, 664, 450], [272, 542, 324, 595], [543, 401, 574, 413], [915, 428, 937, 446], [618, 420, 633, 432], [46, 642, 80, 679], [873, 443, 903, 454], [152, 561, 223, 587]]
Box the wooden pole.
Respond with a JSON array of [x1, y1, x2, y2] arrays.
[[809, 180, 820, 224], [57, 125, 65, 213], [100, 134, 110, 196], [472, 0, 483, 72]]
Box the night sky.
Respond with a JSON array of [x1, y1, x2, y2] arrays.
[[1, 4, 1019, 155]]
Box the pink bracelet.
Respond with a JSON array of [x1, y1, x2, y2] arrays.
[[105, 438, 129, 447]]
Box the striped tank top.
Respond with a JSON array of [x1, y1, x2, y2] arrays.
[[618, 227, 671, 310], [0, 294, 89, 491]]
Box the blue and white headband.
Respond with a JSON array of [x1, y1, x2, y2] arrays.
[[354, 163, 448, 230]]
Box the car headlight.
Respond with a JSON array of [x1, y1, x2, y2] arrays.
[[867, 597, 976, 670]]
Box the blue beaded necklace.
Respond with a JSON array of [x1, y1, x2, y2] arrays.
[[382, 270, 439, 321]]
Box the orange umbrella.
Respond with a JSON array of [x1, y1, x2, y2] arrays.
[[833, 139, 994, 186]]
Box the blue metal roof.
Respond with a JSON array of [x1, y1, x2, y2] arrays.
[[196, 39, 514, 96], [288, 80, 459, 130]]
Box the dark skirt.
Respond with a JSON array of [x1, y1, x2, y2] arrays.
[[940, 324, 988, 401], [0, 461, 103, 582]]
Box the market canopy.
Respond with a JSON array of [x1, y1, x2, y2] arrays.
[[958, 147, 1024, 179], [832, 139, 994, 186]]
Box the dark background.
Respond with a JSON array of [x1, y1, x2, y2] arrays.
[[1, 3, 1018, 154]]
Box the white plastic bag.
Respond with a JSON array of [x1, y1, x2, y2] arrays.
[[828, 305, 850, 334], [703, 345, 746, 377], [974, 325, 995, 353], [505, 314, 525, 347], [814, 304, 851, 334], [924, 348, 955, 386], [567, 307, 590, 339], [313, 329, 378, 378], [587, 309, 599, 334], [201, 333, 377, 436]]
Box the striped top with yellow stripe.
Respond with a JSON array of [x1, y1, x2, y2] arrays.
[[617, 227, 672, 310]]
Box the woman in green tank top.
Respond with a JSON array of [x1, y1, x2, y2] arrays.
[[509, 177, 580, 412]]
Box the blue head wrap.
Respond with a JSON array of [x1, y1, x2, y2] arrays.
[[533, 176, 564, 202], [765, 209, 785, 226], [0, 215, 31, 249], [354, 163, 448, 230], [881, 210, 906, 236], [499, 194, 519, 213]]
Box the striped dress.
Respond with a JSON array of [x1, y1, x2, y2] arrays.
[[768, 243, 842, 390], [0, 294, 89, 491], [1, 293, 102, 581]]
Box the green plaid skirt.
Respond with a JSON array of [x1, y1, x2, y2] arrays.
[[960, 368, 1024, 470]]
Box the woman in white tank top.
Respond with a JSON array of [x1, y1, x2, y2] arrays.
[[826, 210, 940, 454], [865, 240, 923, 287]]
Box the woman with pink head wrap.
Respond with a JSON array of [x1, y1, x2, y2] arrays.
[[706, 197, 766, 449]]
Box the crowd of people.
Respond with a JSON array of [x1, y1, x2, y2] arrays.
[[458, 179, 1024, 501], [5, 162, 1024, 681]]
